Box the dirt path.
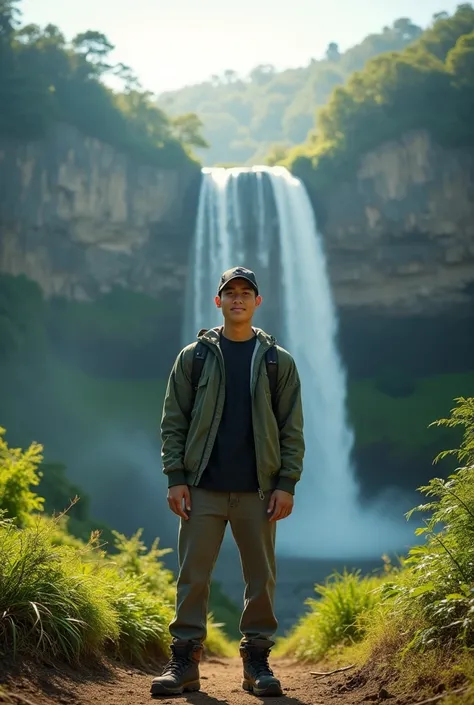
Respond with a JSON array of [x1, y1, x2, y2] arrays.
[[1, 656, 384, 705]]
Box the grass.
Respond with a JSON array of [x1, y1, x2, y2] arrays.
[[275, 569, 388, 661], [0, 513, 233, 664], [0, 429, 233, 665], [0, 516, 118, 661]]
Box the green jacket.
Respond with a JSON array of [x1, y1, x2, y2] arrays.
[[160, 327, 305, 495]]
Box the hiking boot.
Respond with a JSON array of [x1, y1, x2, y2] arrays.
[[240, 643, 283, 697], [150, 641, 202, 696]]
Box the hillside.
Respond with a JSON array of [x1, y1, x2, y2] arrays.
[[157, 18, 422, 165], [283, 4, 474, 188]]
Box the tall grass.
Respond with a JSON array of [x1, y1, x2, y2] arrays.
[[0, 514, 117, 660], [0, 429, 232, 663], [277, 569, 387, 661]]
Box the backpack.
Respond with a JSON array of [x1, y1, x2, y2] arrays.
[[191, 340, 278, 412]]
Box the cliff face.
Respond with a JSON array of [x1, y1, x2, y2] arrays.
[[1, 126, 473, 322], [0, 124, 200, 301], [318, 130, 474, 317]]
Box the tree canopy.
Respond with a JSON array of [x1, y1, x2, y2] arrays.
[[281, 4, 474, 188], [157, 18, 422, 165], [0, 0, 205, 167]]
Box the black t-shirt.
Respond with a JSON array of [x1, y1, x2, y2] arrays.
[[198, 333, 259, 492]]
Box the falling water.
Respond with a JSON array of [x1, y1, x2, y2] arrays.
[[183, 166, 413, 558]]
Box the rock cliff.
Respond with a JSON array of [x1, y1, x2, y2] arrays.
[[1, 125, 473, 322], [0, 123, 200, 301], [317, 130, 474, 317]]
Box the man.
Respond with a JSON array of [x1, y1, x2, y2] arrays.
[[151, 266, 305, 698]]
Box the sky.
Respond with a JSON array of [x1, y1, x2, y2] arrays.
[[21, 0, 460, 94]]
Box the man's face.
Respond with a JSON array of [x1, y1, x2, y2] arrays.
[[215, 278, 262, 323]]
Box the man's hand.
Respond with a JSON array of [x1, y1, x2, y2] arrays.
[[167, 485, 191, 520], [267, 489, 294, 522]]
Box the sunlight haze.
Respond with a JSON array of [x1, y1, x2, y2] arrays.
[[22, 0, 459, 94]]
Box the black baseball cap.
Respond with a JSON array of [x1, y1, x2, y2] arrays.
[[217, 266, 259, 295]]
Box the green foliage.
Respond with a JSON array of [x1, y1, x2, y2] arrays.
[[0, 2, 204, 167], [0, 428, 44, 526], [381, 398, 474, 651], [278, 569, 386, 660], [158, 19, 421, 165], [111, 528, 174, 603], [0, 431, 233, 663], [286, 5, 474, 187], [105, 567, 173, 664], [0, 515, 118, 660]]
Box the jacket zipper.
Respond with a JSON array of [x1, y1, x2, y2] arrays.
[[250, 340, 270, 501]]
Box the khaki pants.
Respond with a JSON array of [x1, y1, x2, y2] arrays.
[[169, 487, 277, 647]]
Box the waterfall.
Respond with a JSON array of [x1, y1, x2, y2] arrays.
[[183, 166, 413, 558]]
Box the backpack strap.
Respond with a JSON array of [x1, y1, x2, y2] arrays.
[[265, 346, 278, 412], [191, 341, 208, 401]]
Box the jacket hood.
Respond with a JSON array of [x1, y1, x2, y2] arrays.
[[197, 326, 276, 348]]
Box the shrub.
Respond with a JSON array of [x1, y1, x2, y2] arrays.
[[278, 569, 386, 660], [0, 428, 44, 526], [382, 397, 474, 651]]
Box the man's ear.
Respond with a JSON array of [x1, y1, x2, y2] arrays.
[[215, 295, 222, 309], [255, 295, 263, 308]]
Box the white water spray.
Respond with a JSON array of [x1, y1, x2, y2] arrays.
[[183, 166, 414, 558]]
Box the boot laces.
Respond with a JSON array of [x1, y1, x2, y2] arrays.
[[251, 649, 274, 677], [163, 652, 191, 677]]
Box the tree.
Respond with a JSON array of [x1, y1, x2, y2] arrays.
[[250, 64, 275, 85], [172, 112, 209, 148], [0, 0, 20, 38], [447, 31, 474, 87], [72, 30, 114, 75], [113, 62, 141, 92], [223, 69, 238, 84], [326, 42, 340, 62], [393, 17, 421, 41]]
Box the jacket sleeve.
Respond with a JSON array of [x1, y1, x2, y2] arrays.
[[274, 353, 305, 495], [160, 347, 194, 487]]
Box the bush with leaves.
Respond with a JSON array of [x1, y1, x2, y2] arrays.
[[0, 427, 43, 526], [382, 397, 474, 651]]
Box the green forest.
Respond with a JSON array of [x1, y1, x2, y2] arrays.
[[282, 3, 474, 187], [0, 0, 206, 167], [158, 18, 422, 165]]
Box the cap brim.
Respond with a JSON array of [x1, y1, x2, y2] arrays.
[[218, 275, 258, 294]]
